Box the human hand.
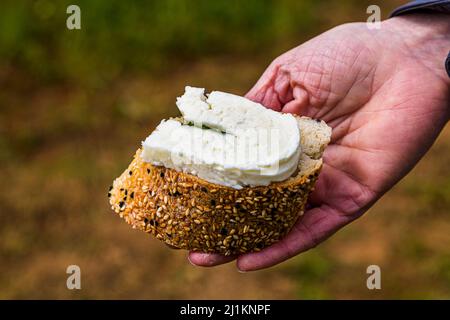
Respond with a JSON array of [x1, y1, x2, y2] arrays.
[[189, 14, 450, 271]]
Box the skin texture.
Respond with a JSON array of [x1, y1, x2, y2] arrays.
[[188, 14, 450, 271]]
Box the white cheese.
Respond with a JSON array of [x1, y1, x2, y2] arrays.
[[141, 86, 302, 189]]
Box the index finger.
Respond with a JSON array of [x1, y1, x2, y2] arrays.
[[236, 205, 352, 272], [188, 252, 236, 267]]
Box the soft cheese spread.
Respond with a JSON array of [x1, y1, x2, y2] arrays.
[[141, 86, 302, 189]]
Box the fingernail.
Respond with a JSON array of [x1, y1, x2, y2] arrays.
[[187, 255, 197, 267], [237, 263, 248, 273]]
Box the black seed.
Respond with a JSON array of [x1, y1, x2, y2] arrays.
[[144, 218, 149, 223], [255, 190, 261, 197], [130, 192, 134, 199], [315, 118, 321, 122], [124, 190, 128, 195], [123, 196, 127, 201], [129, 170, 132, 176], [120, 188, 124, 191], [160, 172, 164, 178], [170, 190, 182, 197], [149, 219, 158, 227], [166, 233, 172, 238], [147, 168, 150, 174], [256, 242, 264, 249], [220, 227, 228, 236], [210, 199, 216, 206], [201, 187, 208, 192], [235, 203, 241, 209], [237, 206, 246, 213], [108, 186, 113, 191], [119, 201, 125, 209], [107, 192, 111, 198]]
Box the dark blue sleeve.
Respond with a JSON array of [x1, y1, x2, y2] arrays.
[[391, 1, 450, 78], [446, 52, 450, 78], [391, 0, 450, 16]]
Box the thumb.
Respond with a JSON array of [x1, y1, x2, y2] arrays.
[[280, 85, 310, 115], [245, 57, 310, 115], [244, 58, 292, 111]]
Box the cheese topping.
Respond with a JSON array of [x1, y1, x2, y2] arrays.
[[141, 86, 302, 189]]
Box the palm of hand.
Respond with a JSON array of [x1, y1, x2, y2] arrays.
[[190, 22, 449, 271]]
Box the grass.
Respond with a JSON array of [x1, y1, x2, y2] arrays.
[[2, 0, 449, 299]]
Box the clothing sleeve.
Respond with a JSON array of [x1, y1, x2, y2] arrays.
[[446, 52, 450, 78], [391, 1, 450, 78], [391, 0, 450, 16]]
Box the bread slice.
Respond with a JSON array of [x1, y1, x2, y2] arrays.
[[109, 116, 331, 255]]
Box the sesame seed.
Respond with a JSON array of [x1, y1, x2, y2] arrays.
[[110, 148, 319, 255]]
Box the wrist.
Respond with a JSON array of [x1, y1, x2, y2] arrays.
[[383, 13, 450, 84]]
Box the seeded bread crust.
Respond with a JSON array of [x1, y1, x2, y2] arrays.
[[109, 116, 330, 255]]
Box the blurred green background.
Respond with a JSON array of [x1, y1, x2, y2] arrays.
[[1, 0, 449, 299]]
